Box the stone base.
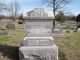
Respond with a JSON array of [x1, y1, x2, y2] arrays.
[[19, 37, 59, 60]]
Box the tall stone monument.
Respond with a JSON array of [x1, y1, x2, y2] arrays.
[[19, 8, 59, 60]]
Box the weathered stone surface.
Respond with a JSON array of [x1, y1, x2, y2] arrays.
[[19, 18, 59, 60], [25, 20, 53, 37], [19, 37, 59, 60], [27, 28, 52, 37], [25, 21, 53, 27]]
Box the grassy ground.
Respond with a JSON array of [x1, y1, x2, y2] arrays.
[[0, 28, 80, 60], [54, 32, 80, 60], [0, 19, 79, 60], [0, 29, 25, 60]]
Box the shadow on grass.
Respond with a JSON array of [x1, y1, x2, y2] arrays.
[[59, 50, 68, 60], [0, 44, 68, 60], [0, 44, 19, 60]]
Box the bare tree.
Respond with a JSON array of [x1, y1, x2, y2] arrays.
[[8, 0, 19, 21], [0, 0, 8, 20], [44, 0, 70, 28], [14, 0, 19, 19], [0, 0, 6, 11]]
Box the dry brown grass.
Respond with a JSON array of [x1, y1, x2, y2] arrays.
[[0, 19, 80, 60], [54, 32, 80, 60], [0, 29, 25, 60]]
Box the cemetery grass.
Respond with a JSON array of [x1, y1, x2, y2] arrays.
[[0, 28, 80, 60], [54, 32, 80, 60], [0, 29, 25, 60]]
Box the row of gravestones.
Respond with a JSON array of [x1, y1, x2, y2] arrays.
[[0, 22, 15, 35], [2, 21, 80, 32], [0, 22, 80, 36], [0, 22, 17, 35], [0, 21, 25, 35]]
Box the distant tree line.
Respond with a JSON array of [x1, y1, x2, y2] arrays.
[[76, 14, 80, 23], [55, 12, 80, 24], [65, 14, 80, 23], [66, 15, 76, 21], [55, 11, 77, 23]]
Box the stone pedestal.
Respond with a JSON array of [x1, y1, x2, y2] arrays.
[[19, 37, 59, 60]]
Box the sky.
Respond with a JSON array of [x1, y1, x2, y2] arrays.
[[18, 0, 80, 16], [1, 0, 80, 16]]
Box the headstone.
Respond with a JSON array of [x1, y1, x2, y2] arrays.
[[5, 23, 15, 30], [19, 18, 59, 60], [66, 25, 75, 33], [53, 28, 63, 35], [78, 28, 80, 32], [77, 25, 80, 32]]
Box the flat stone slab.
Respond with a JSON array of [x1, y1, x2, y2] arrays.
[[19, 37, 59, 60], [52, 28, 64, 35]]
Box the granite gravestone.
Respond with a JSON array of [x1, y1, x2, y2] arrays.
[[19, 18, 59, 60]]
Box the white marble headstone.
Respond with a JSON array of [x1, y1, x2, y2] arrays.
[[19, 19, 59, 60]]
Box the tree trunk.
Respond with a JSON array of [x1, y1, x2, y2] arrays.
[[52, 0, 56, 31], [52, 10, 56, 32], [12, 16, 15, 21], [53, 9, 55, 28]]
